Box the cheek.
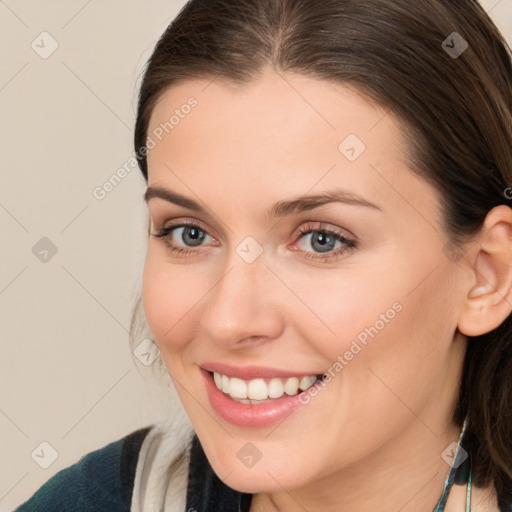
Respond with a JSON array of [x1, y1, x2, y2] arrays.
[[329, 268, 456, 429], [296, 254, 456, 407], [287, 264, 403, 362], [141, 249, 203, 355]]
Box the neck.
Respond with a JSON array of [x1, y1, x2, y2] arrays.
[[250, 419, 463, 512]]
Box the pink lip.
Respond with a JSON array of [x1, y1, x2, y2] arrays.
[[201, 368, 311, 428], [200, 362, 320, 380]]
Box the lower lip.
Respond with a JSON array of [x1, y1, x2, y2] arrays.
[[201, 369, 311, 428]]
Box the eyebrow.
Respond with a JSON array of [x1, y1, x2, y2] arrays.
[[143, 185, 382, 219]]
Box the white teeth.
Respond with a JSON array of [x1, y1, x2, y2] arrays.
[[212, 371, 318, 402], [232, 397, 271, 405], [247, 378, 268, 400], [299, 375, 317, 391], [213, 372, 222, 389], [233, 398, 251, 404], [221, 374, 230, 393], [268, 378, 284, 398], [284, 377, 299, 396], [229, 377, 247, 399]]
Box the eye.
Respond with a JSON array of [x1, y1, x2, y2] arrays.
[[290, 221, 357, 262], [151, 219, 217, 256], [151, 219, 357, 262]]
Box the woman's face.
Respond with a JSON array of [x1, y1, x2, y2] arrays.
[[142, 67, 469, 494]]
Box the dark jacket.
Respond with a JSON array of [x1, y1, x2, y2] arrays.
[[13, 425, 511, 512], [13, 425, 252, 512]]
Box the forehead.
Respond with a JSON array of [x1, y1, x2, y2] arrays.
[[144, 67, 436, 220], [147, 68, 396, 152]]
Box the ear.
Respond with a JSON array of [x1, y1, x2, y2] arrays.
[[457, 205, 512, 337]]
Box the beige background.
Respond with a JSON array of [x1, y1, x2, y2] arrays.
[[1, 1, 511, 510]]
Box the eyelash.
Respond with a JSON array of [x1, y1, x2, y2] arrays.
[[151, 220, 357, 262]]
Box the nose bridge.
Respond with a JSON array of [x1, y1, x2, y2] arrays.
[[199, 243, 283, 345]]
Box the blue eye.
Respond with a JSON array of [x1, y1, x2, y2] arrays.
[[152, 221, 214, 255], [152, 219, 357, 262], [291, 222, 357, 261]]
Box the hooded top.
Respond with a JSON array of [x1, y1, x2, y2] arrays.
[[13, 416, 496, 512]]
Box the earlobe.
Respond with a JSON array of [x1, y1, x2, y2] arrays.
[[457, 205, 512, 337]]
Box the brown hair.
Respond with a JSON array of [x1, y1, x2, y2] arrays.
[[132, 0, 512, 506]]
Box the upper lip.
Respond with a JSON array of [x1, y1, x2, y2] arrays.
[[200, 362, 320, 380]]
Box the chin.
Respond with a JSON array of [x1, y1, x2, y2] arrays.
[[219, 466, 301, 494], [202, 439, 316, 494]]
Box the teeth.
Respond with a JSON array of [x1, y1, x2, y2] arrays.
[[248, 378, 267, 400], [229, 378, 247, 399], [232, 397, 274, 405], [268, 378, 284, 398], [299, 375, 317, 391], [221, 374, 230, 393], [284, 377, 299, 395], [212, 371, 318, 402]]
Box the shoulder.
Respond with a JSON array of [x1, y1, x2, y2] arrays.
[[13, 425, 153, 512]]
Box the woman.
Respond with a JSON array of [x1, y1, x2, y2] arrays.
[[15, 0, 512, 510]]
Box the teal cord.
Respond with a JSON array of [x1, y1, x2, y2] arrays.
[[466, 465, 472, 512], [432, 417, 471, 512]]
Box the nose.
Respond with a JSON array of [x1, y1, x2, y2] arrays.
[[198, 249, 285, 349]]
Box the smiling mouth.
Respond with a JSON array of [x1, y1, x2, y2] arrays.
[[210, 371, 323, 404]]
